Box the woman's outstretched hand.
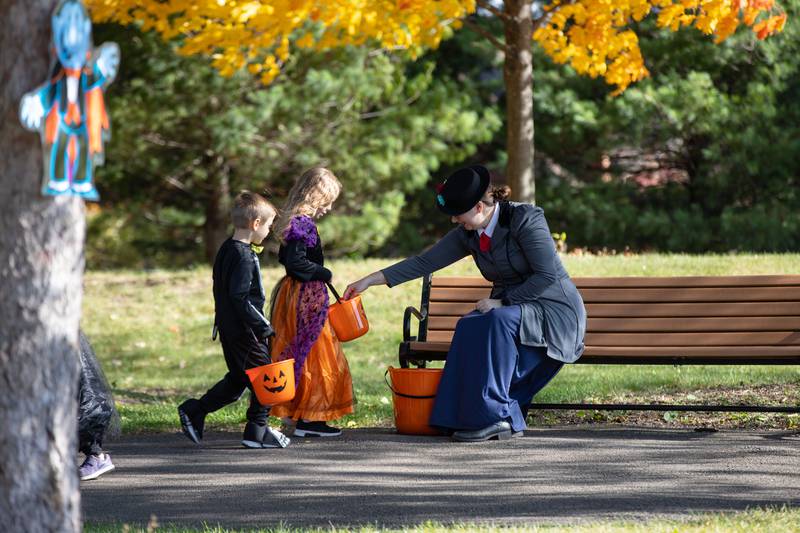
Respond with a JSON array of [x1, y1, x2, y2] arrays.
[[476, 298, 503, 313], [344, 271, 387, 299]]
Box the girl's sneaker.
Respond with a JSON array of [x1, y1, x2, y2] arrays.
[[294, 420, 342, 437], [79, 453, 115, 481]]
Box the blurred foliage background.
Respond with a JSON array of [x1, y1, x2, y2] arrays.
[[88, 1, 800, 268]]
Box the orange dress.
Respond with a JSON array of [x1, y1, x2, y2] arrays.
[[270, 277, 355, 421]]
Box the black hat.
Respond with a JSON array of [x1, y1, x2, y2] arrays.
[[435, 165, 491, 216]]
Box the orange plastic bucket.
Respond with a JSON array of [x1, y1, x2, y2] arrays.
[[327, 284, 369, 342], [385, 367, 443, 435], [245, 358, 296, 406]]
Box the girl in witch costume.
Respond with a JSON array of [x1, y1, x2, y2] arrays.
[[19, 0, 119, 200], [269, 168, 355, 437]]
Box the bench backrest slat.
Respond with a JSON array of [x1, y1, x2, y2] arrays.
[[419, 275, 800, 359], [428, 316, 800, 332], [431, 275, 800, 288], [429, 286, 800, 303], [430, 301, 800, 317]]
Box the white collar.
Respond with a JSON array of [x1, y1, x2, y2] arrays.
[[479, 203, 500, 238]]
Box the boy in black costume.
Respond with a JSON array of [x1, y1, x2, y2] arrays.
[[178, 191, 289, 449]]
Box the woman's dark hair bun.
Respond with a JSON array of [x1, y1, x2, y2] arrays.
[[490, 185, 511, 202]]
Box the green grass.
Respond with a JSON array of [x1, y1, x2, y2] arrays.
[[81, 254, 800, 434], [83, 506, 800, 532]]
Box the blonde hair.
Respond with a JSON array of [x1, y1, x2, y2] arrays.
[[231, 191, 278, 229], [274, 167, 342, 241]]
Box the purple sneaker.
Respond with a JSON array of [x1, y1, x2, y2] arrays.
[[79, 453, 115, 481]]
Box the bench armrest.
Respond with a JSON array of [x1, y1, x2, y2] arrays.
[[403, 306, 427, 342]]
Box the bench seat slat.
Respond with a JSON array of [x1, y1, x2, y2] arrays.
[[583, 346, 800, 357], [424, 330, 800, 345], [427, 316, 800, 332], [406, 341, 800, 358], [587, 331, 800, 346], [584, 302, 800, 318], [575, 275, 800, 288]]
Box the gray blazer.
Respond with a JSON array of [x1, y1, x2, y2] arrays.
[[382, 202, 586, 363]]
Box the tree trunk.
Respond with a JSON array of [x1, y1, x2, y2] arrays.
[[0, 1, 83, 531], [204, 169, 231, 263], [503, 0, 535, 203]]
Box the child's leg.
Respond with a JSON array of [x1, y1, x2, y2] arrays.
[[241, 336, 290, 448], [79, 432, 104, 457], [179, 369, 247, 443], [200, 329, 268, 413], [236, 331, 271, 426], [246, 391, 270, 426], [196, 371, 248, 415], [241, 388, 271, 448], [242, 393, 290, 447]]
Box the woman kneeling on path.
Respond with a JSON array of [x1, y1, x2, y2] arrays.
[[344, 165, 587, 442]]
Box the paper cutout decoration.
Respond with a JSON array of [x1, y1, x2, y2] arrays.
[[19, 0, 119, 201]]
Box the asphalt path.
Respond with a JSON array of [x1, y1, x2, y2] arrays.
[[81, 427, 800, 529]]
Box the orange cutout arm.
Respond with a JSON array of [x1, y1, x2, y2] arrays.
[[86, 87, 109, 155]]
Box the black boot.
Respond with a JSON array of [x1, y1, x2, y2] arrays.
[[178, 399, 206, 444], [241, 422, 267, 449]]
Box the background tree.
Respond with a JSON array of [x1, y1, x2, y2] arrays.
[[87, 0, 786, 202], [533, 0, 800, 252], [0, 0, 82, 530]]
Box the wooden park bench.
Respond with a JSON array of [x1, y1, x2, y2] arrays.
[[399, 274, 800, 413]]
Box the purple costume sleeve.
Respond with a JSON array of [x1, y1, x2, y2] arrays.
[[283, 215, 318, 248]]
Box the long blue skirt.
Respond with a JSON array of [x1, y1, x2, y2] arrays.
[[429, 306, 563, 432]]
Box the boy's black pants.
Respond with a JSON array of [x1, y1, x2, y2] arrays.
[[197, 331, 272, 426]]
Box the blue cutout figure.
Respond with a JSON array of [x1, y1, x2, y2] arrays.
[[19, 0, 119, 201]]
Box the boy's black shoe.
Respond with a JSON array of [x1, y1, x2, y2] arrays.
[[241, 422, 267, 449], [294, 420, 342, 438], [262, 427, 291, 448], [178, 399, 205, 445]]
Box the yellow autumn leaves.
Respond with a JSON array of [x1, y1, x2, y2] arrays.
[[85, 0, 785, 91], [86, 0, 475, 83]]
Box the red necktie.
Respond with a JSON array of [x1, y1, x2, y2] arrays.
[[479, 232, 491, 252]]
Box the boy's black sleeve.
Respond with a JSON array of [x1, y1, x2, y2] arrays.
[[228, 252, 273, 341], [283, 239, 332, 282]]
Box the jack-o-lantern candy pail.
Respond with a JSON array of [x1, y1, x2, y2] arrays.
[[327, 284, 369, 342], [246, 358, 296, 406]]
